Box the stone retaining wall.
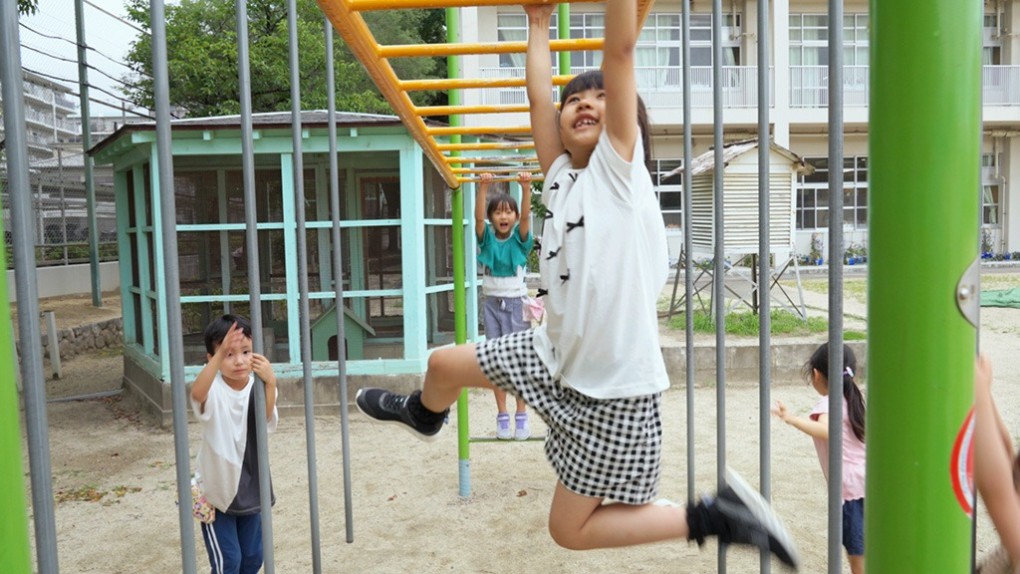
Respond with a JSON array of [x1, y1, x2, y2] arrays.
[[15, 318, 124, 362]]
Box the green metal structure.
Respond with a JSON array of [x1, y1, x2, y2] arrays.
[[0, 216, 32, 573], [867, 0, 981, 570]]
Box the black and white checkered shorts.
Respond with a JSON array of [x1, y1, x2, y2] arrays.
[[476, 329, 663, 505]]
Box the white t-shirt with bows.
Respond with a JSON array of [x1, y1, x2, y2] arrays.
[[531, 129, 670, 399]]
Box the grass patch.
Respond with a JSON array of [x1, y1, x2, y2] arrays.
[[982, 273, 1020, 291], [667, 308, 828, 336], [844, 330, 867, 341], [55, 484, 141, 505], [94, 346, 124, 358], [799, 278, 868, 304]]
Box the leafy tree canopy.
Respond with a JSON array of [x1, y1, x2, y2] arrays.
[[123, 0, 445, 117], [18, 0, 39, 15]]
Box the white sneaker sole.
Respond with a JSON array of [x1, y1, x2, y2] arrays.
[[725, 467, 801, 570]]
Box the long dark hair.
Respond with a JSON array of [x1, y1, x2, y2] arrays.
[[559, 70, 652, 173], [804, 343, 866, 442]]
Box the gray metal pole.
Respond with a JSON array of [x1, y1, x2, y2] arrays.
[[74, 0, 101, 307], [149, 0, 198, 571], [286, 1, 323, 570], [0, 3, 60, 571], [757, 0, 772, 571], [326, 20, 355, 543], [235, 0, 275, 569], [711, 0, 727, 570], [681, 0, 696, 505], [826, 1, 845, 572]]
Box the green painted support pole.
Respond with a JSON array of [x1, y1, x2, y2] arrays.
[[0, 216, 32, 574], [448, 7, 472, 497], [867, 0, 981, 570], [557, 4, 570, 75]]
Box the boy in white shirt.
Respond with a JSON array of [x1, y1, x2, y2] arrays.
[[190, 314, 278, 574]]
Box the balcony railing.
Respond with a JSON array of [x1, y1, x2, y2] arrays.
[[478, 65, 1020, 110], [792, 65, 1020, 108], [479, 66, 773, 109], [790, 65, 869, 108]]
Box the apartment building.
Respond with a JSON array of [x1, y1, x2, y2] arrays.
[[0, 70, 79, 163], [460, 0, 1020, 259], [0, 73, 121, 257]]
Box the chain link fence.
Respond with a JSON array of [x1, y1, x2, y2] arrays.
[[2, 148, 118, 268]]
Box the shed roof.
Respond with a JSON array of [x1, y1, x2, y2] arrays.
[[665, 138, 815, 178], [88, 110, 408, 156]]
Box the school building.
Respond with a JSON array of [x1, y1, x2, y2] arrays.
[[459, 0, 1020, 261]]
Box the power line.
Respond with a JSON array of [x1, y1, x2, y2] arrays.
[[18, 21, 152, 81], [20, 43, 146, 92], [83, 0, 149, 37]]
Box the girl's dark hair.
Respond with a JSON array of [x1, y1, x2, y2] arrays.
[[486, 192, 519, 221], [804, 343, 866, 442], [203, 314, 252, 355], [559, 70, 652, 173]]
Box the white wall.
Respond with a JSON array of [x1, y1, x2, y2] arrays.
[[6, 261, 120, 303]]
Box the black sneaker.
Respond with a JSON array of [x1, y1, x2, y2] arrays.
[[688, 467, 800, 570], [355, 388, 446, 442]]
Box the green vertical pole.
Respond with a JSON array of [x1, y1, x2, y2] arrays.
[[867, 0, 980, 570], [557, 4, 570, 75], [448, 6, 472, 498], [0, 216, 32, 574]]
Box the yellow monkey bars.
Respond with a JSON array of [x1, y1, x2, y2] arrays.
[[316, 0, 654, 188]]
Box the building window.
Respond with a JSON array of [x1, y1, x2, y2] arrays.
[[982, 185, 1001, 226], [796, 156, 868, 230], [982, 153, 1002, 226], [496, 12, 739, 78], [496, 13, 558, 68], [790, 14, 869, 107], [985, 12, 1002, 65], [789, 14, 869, 66], [650, 158, 683, 231]]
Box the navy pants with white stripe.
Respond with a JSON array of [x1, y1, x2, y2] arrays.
[[200, 511, 263, 574]]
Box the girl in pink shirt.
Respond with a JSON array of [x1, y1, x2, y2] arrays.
[[773, 343, 866, 574]]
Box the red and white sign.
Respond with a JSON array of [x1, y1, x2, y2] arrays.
[[950, 408, 975, 516]]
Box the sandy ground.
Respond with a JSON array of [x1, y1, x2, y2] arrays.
[[13, 278, 1020, 573]]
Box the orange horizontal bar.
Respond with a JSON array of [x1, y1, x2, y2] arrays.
[[458, 175, 545, 184], [442, 155, 539, 164], [416, 104, 531, 116], [428, 125, 532, 136], [317, 0, 460, 188], [451, 166, 543, 174], [379, 38, 603, 58], [439, 142, 534, 152], [351, 0, 597, 11], [401, 75, 572, 92]]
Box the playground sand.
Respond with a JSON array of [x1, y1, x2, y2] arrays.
[[18, 305, 1020, 572]]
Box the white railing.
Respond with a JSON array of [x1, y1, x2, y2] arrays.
[[789, 65, 869, 108], [479, 65, 1020, 110], [479, 66, 773, 109], [983, 65, 1020, 106], [791, 65, 1020, 108]]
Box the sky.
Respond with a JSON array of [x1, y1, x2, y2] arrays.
[[18, 0, 152, 118]]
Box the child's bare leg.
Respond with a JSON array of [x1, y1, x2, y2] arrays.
[[493, 388, 510, 414], [848, 554, 864, 574], [420, 343, 496, 412], [975, 354, 1020, 564], [976, 409, 1020, 563], [515, 395, 527, 413], [546, 482, 687, 550]]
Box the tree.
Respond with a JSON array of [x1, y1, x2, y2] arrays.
[[18, 0, 38, 15], [123, 0, 446, 117]]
